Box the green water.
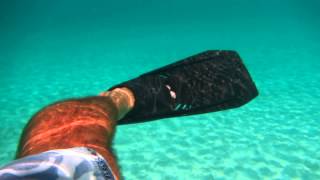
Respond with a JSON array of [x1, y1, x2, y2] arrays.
[[1, 0, 319, 179]]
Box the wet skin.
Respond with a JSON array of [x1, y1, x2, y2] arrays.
[[16, 88, 135, 180]]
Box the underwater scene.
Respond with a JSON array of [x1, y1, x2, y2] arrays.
[[0, 0, 319, 179]]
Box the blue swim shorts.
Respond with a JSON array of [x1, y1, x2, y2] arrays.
[[0, 147, 116, 180]]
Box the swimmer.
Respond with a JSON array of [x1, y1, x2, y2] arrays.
[[0, 50, 258, 179]]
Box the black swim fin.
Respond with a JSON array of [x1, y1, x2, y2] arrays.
[[108, 50, 258, 125]]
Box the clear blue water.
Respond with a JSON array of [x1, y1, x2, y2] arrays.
[[1, 0, 320, 179]]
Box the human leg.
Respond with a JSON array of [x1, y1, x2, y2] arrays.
[[15, 88, 135, 179]]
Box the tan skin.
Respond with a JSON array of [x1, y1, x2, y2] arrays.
[[15, 88, 135, 180]]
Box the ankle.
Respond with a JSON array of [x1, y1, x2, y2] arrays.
[[100, 87, 135, 120]]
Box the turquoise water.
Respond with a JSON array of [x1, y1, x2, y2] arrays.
[[1, 0, 320, 179]]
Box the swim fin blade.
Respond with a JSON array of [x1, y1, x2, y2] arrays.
[[108, 50, 258, 125]]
